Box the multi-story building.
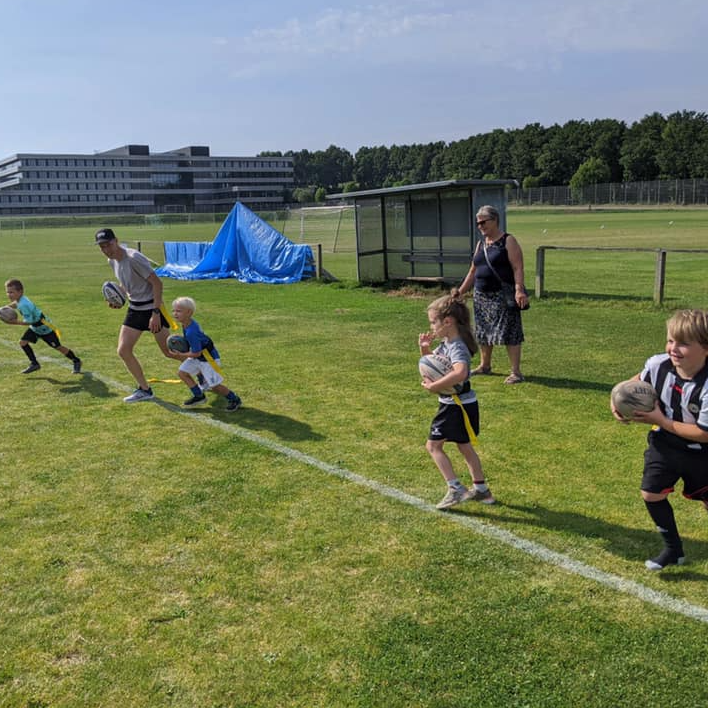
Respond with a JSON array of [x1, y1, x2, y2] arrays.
[[0, 144, 293, 216]]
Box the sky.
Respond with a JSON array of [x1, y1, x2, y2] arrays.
[[2, 0, 707, 159]]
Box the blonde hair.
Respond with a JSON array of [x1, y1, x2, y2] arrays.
[[427, 293, 478, 355], [667, 309, 708, 347], [172, 296, 196, 315]]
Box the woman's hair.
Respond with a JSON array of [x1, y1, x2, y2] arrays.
[[667, 309, 708, 347], [172, 296, 196, 314], [427, 292, 478, 355], [476, 204, 500, 222]]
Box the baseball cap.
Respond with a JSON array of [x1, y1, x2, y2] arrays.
[[95, 228, 117, 244]]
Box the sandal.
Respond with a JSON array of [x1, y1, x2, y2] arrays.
[[471, 365, 492, 376], [504, 373, 524, 384]]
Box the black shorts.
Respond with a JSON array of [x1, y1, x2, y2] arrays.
[[123, 308, 169, 332], [642, 431, 708, 500], [22, 328, 61, 348], [428, 401, 480, 443]]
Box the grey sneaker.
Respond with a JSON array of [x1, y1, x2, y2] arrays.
[[123, 388, 154, 403], [183, 393, 207, 407], [462, 487, 496, 505], [436, 487, 469, 510], [645, 548, 685, 571], [21, 362, 41, 374]]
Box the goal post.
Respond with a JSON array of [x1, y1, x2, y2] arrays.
[[295, 205, 355, 253]]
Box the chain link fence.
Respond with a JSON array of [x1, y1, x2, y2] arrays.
[[509, 178, 708, 207]]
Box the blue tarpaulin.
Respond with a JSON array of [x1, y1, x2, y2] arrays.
[[155, 202, 314, 283]]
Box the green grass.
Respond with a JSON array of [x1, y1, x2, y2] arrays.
[[1, 209, 708, 707]]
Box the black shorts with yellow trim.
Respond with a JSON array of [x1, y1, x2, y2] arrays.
[[428, 401, 480, 443], [22, 328, 61, 348]]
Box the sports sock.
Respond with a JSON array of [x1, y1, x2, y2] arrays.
[[644, 499, 683, 553], [448, 478, 465, 490], [21, 344, 38, 363], [64, 349, 79, 362], [190, 385, 202, 397], [473, 482, 489, 492], [227, 391, 238, 401]]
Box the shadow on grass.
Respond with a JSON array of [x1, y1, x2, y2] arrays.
[[467, 501, 708, 576], [154, 398, 325, 442], [29, 373, 115, 398]]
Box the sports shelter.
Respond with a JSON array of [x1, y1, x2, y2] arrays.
[[327, 179, 517, 283], [155, 202, 314, 284]]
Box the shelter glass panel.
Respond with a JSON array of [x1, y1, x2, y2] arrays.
[[356, 198, 383, 253], [440, 191, 471, 239], [384, 197, 408, 249], [358, 253, 386, 282], [410, 193, 438, 238]]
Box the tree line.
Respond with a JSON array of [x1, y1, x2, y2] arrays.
[[259, 111, 708, 202]]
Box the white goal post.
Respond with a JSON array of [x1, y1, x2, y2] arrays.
[[297, 204, 355, 252]]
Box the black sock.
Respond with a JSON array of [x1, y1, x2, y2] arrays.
[[64, 349, 79, 362], [644, 499, 683, 554], [21, 344, 38, 364]]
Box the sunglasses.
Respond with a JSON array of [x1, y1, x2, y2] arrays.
[[476, 219, 491, 227]]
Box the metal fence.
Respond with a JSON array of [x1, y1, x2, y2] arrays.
[[509, 178, 708, 207]]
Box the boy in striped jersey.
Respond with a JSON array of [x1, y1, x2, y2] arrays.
[[612, 310, 708, 571]]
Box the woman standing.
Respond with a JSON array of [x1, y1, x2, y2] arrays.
[[455, 205, 528, 384]]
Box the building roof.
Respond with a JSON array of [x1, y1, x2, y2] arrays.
[[327, 178, 518, 200]]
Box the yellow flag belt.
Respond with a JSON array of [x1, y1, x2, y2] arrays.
[[451, 393, 478, 447]]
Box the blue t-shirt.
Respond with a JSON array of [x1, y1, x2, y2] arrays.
[[183, 319, 220, 361], [16, 295, 53, 335], [433, 337, 476, 405]]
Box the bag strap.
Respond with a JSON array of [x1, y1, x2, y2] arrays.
[[482, 238, 507, 285]]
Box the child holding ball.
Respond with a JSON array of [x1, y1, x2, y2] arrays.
[[420, 292, 495, 510], [4, 278, 82, 374], [170, 296, 242, 411], [612, 309, 708, 571]]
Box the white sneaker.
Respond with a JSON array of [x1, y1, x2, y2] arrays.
[[123, 388, 154, 403], [436, 487, 468, 510]]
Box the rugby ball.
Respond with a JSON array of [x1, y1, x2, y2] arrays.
[[167, 334, 190, 353], [419, 354, 457, 395], [102, 281, 126, 308], [611, 379, 658, 420], [0, 305, 18, 323]]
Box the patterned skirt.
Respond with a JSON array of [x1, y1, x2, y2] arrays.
[[473, 289, 525, 346]]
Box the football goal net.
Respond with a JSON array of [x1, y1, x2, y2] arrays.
[[289, 205, 355, 253]]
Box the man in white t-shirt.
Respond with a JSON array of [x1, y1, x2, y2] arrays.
[[96, 227, 172, 403]]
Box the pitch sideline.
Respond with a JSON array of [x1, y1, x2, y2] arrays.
[[6, 342, 708, 626]]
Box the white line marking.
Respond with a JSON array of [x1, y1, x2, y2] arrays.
[[7, 341, 708, 625]]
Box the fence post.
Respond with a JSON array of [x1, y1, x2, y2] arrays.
[[654, 249, 666, 305], [535, 247, 545, 299], [316, 243, 322, 280]]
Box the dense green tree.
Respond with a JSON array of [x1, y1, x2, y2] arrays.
[[569, 158, 611, 196], [656, 110, 708, 179], [619, 112, 666, 181], [279, 111, 706, 193]]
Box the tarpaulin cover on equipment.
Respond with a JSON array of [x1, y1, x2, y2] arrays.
[[156, 202, 314, 283]]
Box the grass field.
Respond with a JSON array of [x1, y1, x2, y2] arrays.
[[1, 209, 708, 707]]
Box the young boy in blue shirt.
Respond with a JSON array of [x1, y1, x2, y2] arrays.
[[170, 296, 241, 411], [612, 309, 708, 570], [4, 278, 82, 374]]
